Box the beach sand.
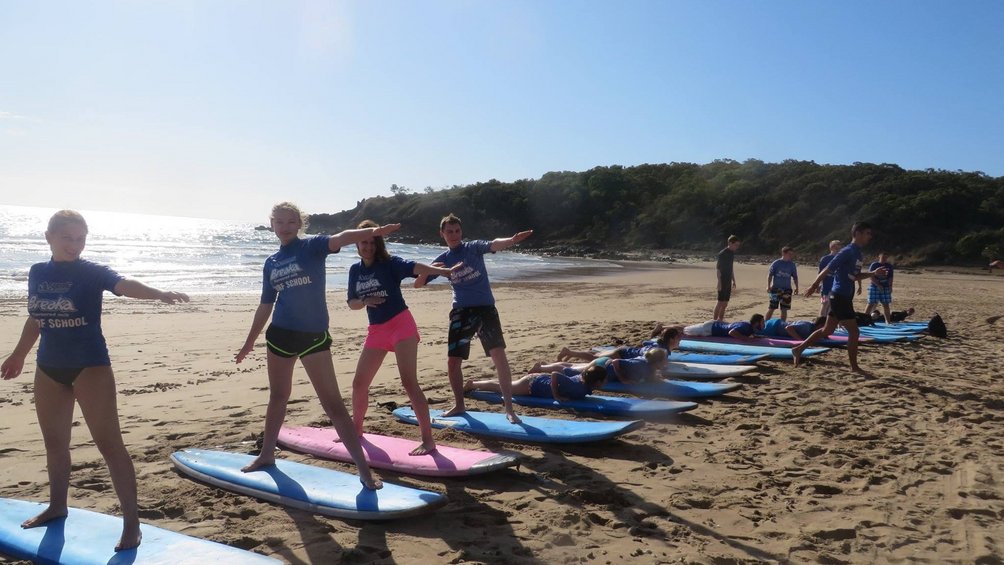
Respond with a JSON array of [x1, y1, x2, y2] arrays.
[[1, 261, 1002, 564]]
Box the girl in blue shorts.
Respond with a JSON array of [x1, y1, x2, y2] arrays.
[[347, 220, 460, 456], [1, 210, 189, 552], [235, 203, 399, 489]]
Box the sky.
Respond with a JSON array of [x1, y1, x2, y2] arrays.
[[1, 1, 1002, 222]]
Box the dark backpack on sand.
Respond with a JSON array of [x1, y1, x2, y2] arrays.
[[928, 313, 948, 338]]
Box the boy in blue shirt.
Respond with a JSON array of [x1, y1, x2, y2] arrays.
[[864, 252, 895, 323], [766, 247, 799, 321], [415, 213, 533, 424], [793, 222, 888, 376]]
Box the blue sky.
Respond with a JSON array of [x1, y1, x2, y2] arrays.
[[1, 1, 1002, 222]]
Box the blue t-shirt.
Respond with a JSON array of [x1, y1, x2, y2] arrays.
[[768, 259, 798, 290], [528, 373, 590, 399], [869, 262, 893, 289], [711, 321, 755, 337], [347, 256, 417, 325], [261, 235, 336, 333], [28, 259, 123, 367], [818, 254, 837, 295], [828, 243, 863, 298], [610, 357, 653, 383], [431, 240, 495, 308], [761, 318, 788, 337]]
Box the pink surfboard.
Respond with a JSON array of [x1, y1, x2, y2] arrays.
[[277, 425, 519, 478]]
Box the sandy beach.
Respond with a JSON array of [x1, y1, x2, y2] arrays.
[[1, 260, 1002, 564]]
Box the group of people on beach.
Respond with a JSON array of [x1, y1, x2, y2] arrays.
[[712, 222, 893, 375], [1, 205, 533, 551]]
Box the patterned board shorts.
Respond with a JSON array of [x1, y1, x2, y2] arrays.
[[868, 285, 892, 305], [768, 288, 793, 310]]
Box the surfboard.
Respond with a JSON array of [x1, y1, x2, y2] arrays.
[[660, 361, 756, 380], [678, 339, 829, 359], [671, 351, 769, 365], [170, 449, 446, 520], [0, 497, 280, 564], [277, 426, 519, 478], [393, 408, 644, 443], [599, 379, 742, 399], [466, 391, 697, 417], [687, 335, 870, 348]]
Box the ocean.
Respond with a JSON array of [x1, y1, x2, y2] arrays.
[[0, 205, 614, 299]]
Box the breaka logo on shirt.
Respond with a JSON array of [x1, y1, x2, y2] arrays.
[[28, 295, 78, 313]]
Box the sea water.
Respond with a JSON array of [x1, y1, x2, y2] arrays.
[[0, 205, 614, 299]]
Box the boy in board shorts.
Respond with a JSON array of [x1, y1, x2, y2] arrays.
[[864, 252, 895, 323], [415, 214, 533, 424], [793, 222, 888, 376], [714, 236, 741, 321], [766, 246, 798, 321]]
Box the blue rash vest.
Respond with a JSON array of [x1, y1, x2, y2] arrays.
[[28, 259, 123, 367], [261, 235, 337, 333], [818, 253, 836, 295], [528, 373, 591, 399], [828, 243, 863, 298], [768, 259, 798, 290], [430, 240, 495, 308], [711, 321, 754, 338], [347, 256, 417, 325]]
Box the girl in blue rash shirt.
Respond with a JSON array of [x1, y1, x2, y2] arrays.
[[556, 325, 684, 362], [463, 365, 607, 403], [1, 210, 189, 552], [235, 203, 399, 489], [346, 220, 461, 456]]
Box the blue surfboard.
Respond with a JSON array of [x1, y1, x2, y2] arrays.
[[599, 379, 742, 399], [0, 497, 279, 564], [671, 351, 769, 365], [678, 339, 829, 359], [466, 390, 697, 417], [393, 408, 644, 443], [170, 449, 446, 520]]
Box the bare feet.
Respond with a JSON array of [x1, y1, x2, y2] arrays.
[[462, 378, 475, 393], [241, 455, 275, 472], [557, 347, 572, 362], [115, 523, 142, 552], [360, 475, 384, 490], [791, 347, 803, 368], [442, 404, 466, 418], [505, 409, 522, 425], [21, 506, 67, 529], [409, 441, 437, 456], [529, 361, 543, 373]]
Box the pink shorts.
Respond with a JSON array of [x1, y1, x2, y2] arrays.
[[364, 310, 421, 352]]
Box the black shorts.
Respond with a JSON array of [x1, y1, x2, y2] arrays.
[[448, 305, 506, 359], [717, 287, 731, 302], [265, 325, 332, 359], [37, 364, 87, 386], [827, 294, 857, 322]]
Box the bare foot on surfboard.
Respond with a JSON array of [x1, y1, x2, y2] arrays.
[[442, 404, 466, 418], [791, 347, 803, 368], [360, 475, 383, 490], [115, 524, 142, 552], [505, 408, 522, 425], [241, 455, 275, 472], [409, 441, 437, 456], [21, 506, 68, 529]]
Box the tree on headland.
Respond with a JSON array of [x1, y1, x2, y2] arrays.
[[309, 160, 1004, 265]]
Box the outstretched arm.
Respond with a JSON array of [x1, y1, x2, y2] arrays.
[[489, 229, 533, 253], [1, 317, 40, 380], [114, 279, 190, 304], [803, 267, 831, 297], [236, 303, 274, 363], [328, 223, 401, 251]]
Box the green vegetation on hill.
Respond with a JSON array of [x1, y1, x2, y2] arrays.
[[308, 159, 1004, 265]]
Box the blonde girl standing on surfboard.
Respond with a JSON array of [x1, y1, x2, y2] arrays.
[[235, 202, 398, 489], [1, 210, 190, 552], [346, 220, 461, 456]]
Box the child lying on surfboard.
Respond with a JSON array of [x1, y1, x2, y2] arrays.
[[532, 347, 670, 387], [463, 364, 606, 403]]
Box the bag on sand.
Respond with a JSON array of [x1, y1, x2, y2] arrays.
[[928, 313, 948, 338]]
